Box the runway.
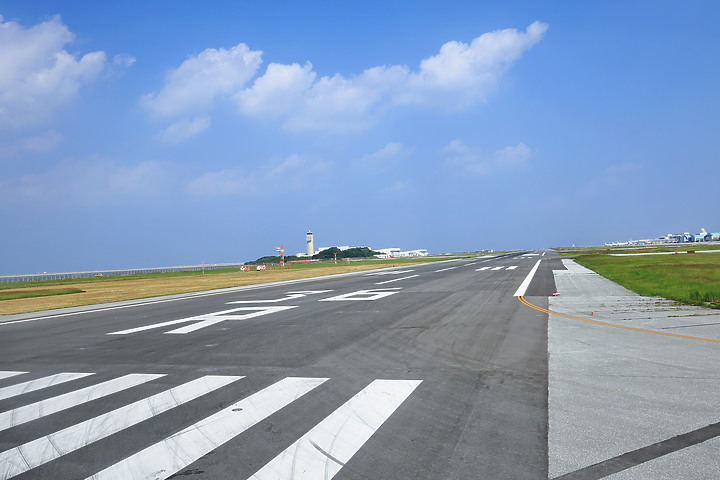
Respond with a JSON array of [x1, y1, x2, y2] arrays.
[[0, 252, 554, 479]]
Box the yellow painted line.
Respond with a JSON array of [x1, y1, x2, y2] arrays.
[[518, 296, 720, 344]]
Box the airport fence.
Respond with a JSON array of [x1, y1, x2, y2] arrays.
[[0, 263, 246, 284]]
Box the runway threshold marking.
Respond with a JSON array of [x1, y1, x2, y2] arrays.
[[87, 377, 327, 480], [0, 375, 242, 479], [0, 372, 93, 401], [248, 379, 422, 480], [518, 296, 720, 345], [0, 373, 165, 432]]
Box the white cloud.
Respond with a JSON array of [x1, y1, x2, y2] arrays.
[[112, 53, 136, 68], [0, 15, 114, 128], [0, 129, 62, 157], [145, 22, 546, 138], [353, 142, 407, 171], [188, 153, 332, 196], [444, 140, 533, 175], [402, 21, 548, 107], [187, 167, 250, 196], [158, 116, 211, 144], [238, 22, 547, 131], [0, 159, 173, 205], [142, 43, 262, 119]]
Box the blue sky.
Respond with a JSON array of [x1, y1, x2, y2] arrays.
[[1, 1, 718, 274]]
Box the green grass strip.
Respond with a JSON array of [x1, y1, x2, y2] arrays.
[[0, 288, 85, 301], [573, 253, 720, 309]]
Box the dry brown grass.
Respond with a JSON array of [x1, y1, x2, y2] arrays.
[[0, 264, 395, 315]]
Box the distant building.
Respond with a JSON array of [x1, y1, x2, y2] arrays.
[[375, 248, 429, 258], [606, 227, 719, 246]]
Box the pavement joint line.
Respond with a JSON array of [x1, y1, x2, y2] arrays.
[[518, 296, 720, 344]]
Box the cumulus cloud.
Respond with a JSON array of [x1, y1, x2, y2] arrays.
[[0, 15, 116, 128], [158, 116, 211, 144], [188, 153, 332, 196], [444, 140, 533, 175], [238, 22, 547, 131], [145, 22, 547, 139], [142, 43, 262, 119]]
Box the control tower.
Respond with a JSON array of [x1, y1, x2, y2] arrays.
[[306, 231, 314, 257]]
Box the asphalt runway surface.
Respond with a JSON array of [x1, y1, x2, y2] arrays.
[[0, 252, 559, 479]]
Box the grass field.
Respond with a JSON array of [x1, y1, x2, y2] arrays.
[[558, 246, 720, 309], [0, 288, 85, 301], [0, 256, 469, 315]]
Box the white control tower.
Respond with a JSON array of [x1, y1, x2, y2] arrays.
[[306, 231, 314, 257]]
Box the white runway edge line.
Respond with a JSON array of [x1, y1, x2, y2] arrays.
[[0, 372, 93, 401], [0, 373, 165, 432], [0, 372, 25, 380], [513, 259, 542, 297], [0, 375, 241, 480], [249, 379, 422, 480], [86, 377, 328, 480], [375, 275, 419, 285]]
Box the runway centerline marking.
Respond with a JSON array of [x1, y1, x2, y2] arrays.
[[227, 290, 332, 304], [513, 259, 541, 297], [375, 275, 419, 285], [320, 289, 401, 301], [434, 267, 457, 272], [364, 270, 415, 276]]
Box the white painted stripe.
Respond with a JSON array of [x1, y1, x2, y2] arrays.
[[109, 306, 298, 335], [0, 375, 241, 479], [165, 306, 298, 334], [465, 262, 478, 266], [434, 267, 457, 272], [108, 317, 199, 335], [227, 290, 332, 304], [249, 379, 421, 480], [364, 270, 415, 276], [476, 266, 492, 271], [491, 266, 504, 271], [506, 265, 518, 270], [375, 275, 419, 285], [0, 374, 165, 432], [0, 373, 93, 401], [320, 289, 401, 302], [86, 377, 328, 480], [0, 372, 25, 380], [513, 259, 542, 297]]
